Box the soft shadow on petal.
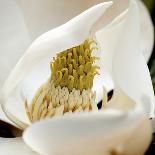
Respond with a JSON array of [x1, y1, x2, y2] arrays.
[[23, 104, 152, 155], [107, 88, 135, 111], [0, 138, 38, 155]]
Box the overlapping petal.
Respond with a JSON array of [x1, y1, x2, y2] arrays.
[[23, 103, 151, 155], [0, 1, 113, 127], [0, 0, 154, 155]]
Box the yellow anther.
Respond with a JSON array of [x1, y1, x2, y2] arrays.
[[50, 63, 54, 73], [90, 47, 98, 53], [61, 68, 68, 79], [90, 56, 100, 62], [79, 55, 85, 65], [78, 65, 84, 75], [79, 44, 84, 56], [51, 39, 99, 91], [61, 56, 66, 67], [69, 64, 73, 75], [88, 40, 97, 47], [84, 39, 89, 49], [84, 62, 92, 73], [73, 69, 78, 79], [73, 48, 78, 61], [86, 72, 94, 89], [68, 75, 74, 90], [68, 52, 72, 64], [84, 49, 90, 57], [72, 59, 78, 70], [91, 66, 100, 73], [79, 76, 84, 91], [54, 71, 62, 86]]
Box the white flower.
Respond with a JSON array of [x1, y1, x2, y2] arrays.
[[0, 0, 154, 155]]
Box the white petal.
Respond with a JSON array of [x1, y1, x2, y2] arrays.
[[15, 0, 129, 40], [95, 4, 128, 103], [112, 0, 155, 117], [0, 137, 38, 155], [0, 0, 30, 126], [0, 0, 30, 88], [98, 0, 155, 117], [137, 0, 154, 61], [0, 106, 13, 126], [23, 104, 152, 155], [0, 2, 112, 126]]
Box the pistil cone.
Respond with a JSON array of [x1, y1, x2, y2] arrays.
[[25, 39, 99, 123]]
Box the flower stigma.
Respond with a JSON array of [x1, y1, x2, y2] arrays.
[[25, 39, 107, 123]]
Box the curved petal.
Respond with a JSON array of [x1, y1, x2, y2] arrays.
[[0, 0, 30, 126], [0, 2, 112, 126], [97, 0, 155, 117], [112, 0, 155, 117], [0, 106, 13, 126], [137, 0, 154, 61], [15, 0, 129, 40], [94, 10, 128, 103], [0, 137, 38, 155], [23, 104, 152, 155]]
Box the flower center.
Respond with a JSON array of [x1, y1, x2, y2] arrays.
[[25, 39, 104, 123], [51, 39, 99, 91]]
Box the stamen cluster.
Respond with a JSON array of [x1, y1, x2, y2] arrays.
[[25, 39, 100, 123], [25, 80, 97, 122], [50, 39, 99, 91]]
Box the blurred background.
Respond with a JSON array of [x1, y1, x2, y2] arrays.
[[142, 0, 155, 92]]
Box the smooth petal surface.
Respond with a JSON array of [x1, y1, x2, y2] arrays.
[[0, 0, 30, 125], [15, 0, 153, 62], [112, 0, 155, 117], [137, 0, 154, 61], [15, 0, 128, 40], [0, 2, 112, 127], [23, 104, 152, 155], [94, 9, 128, 103], [0, 0, 30, 88], [97, 0, 155, 117], [0, 138, 38, 155], [0, 106, 13, 126]]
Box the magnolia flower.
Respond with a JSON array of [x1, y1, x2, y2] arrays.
[[0, 0, 154, 155]]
